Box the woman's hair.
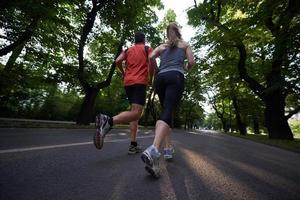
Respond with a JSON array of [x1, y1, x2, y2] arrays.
[[166, 22, 182, 48]]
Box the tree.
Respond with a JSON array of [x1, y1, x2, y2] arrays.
[[75, 0, 163, 124], [0, 0, 83, 118], [188, 0, 300, 139]]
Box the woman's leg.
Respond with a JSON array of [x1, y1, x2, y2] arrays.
[[153, 120, 170, 149]]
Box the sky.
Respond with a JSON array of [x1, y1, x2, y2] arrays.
[[157, 0, 197, 42]]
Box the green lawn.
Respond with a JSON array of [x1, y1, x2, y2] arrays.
[[226, 120, 300, 153], [227, 132, 300, 153]]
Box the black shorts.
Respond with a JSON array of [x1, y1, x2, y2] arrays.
[[124, 84, 146, 106]]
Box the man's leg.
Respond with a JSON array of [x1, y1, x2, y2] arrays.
[[127, 105, 144, 154], [112, 103, 143, 125], [94, 84, 145, 150], [130, 120, 138, 142], [94, 104, 143, 150]]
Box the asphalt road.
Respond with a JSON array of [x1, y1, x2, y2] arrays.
[[0, 128, 300, 200]]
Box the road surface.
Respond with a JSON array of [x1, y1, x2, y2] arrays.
[[1, 128, 300, 200]]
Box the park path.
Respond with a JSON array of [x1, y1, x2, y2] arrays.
[[0, 128, 300, 200]]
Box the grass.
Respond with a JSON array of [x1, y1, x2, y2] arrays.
[[227, 132, 300, 153], [290, 120, 300, 138], [227, 120, 300, 153]]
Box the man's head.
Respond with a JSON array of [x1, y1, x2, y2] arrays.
[[134, 31, 145, 44]]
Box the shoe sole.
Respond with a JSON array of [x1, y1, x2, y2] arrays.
[[93, 133, 104, 149], [141, 153, 153, 166], [141, 153, 160, 178], [145, 165, 160, 178], [94, 115, 104, 150], [128, 151, 137, 155], [164, 156, 173, 161], [128, 151, 142, 155], [128, 148, 143, 154]]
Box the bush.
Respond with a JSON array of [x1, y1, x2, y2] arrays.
[[290, 120, 300, 138]]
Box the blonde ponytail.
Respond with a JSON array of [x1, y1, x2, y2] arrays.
[[166, 22, 182, 48]]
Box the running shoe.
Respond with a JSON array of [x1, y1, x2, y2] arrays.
[[163, 147, 175, 161], [93, 114, 112, 149], [141, 145, 161, 178], [128, 144, 143, 155]]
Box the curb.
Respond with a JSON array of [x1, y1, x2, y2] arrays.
[[0, 118, 93, 129]]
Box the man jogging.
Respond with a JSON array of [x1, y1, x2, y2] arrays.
[[94, 31, 155, 154]]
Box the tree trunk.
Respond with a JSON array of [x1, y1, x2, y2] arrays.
[[77, 87, 98, 125], [75, 1, 124, 125], [143, 89, 154, 127], [264, 92, 293, 140], [184, 112, 188, 130], [252, 114, 260, 135], [4, 45, 24, 70], [220, 118, 229, 132], [232, 97, 247, 135]]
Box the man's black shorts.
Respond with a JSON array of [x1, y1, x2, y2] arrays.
[[124, 84, 146, 106]]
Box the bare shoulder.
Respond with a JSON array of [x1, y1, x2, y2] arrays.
[[157, 43, 168, 52], [177, 40, 190, 49]]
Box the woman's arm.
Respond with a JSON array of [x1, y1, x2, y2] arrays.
[[149, 45, 162, 60], [185, 44, 195, 71], [149, 45, 163, 77]]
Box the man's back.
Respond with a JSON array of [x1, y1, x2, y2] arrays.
[[124, 44, 151, 86]]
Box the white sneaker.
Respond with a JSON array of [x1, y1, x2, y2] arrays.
[[141, 145, 161, 178], [93, 114, 112, 149], [163, 147, 175, 161]]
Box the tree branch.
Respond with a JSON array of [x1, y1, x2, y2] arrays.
[[235, 44, 265, 98], [77, 2, 105, 92], [0, 18, 38, 57], [209, 0, 215, 20], [96, 38, 124, 89], [286, 105, 300, 120], [202, 1, 266, 99], [193, 0, 198, 8], [216, 0, 221, 22]]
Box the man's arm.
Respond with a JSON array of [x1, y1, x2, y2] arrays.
[[115, 51, 126, 77]]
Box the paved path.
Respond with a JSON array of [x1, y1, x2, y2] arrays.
[[0, 128, 300, 200]]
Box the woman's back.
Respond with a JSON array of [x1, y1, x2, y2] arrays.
[[159, 46, 185, 75], [157, 40, 190, 75]]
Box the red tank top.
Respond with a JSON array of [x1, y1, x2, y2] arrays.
[[123, 44, 152, 86]]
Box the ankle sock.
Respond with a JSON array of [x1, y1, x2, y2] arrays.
[[108, 117, 113, 126], [131, 141, 137, 146], [150, 145, 161, 157]]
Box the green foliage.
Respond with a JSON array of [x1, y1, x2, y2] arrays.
[[178, 65, 206, 128], [37, 90, 82, 121], [202, 112, 223, 130], [94, 75, 129, 117], [187, 0, 300, 134], [157, 9, 177, 41], [290, 120, 300, 138], [0, 0, 163, 121]]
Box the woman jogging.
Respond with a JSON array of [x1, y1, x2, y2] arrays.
[[141, 22, 195, 178]]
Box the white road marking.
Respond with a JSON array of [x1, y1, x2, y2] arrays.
[[0, 135, 154, 154]]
